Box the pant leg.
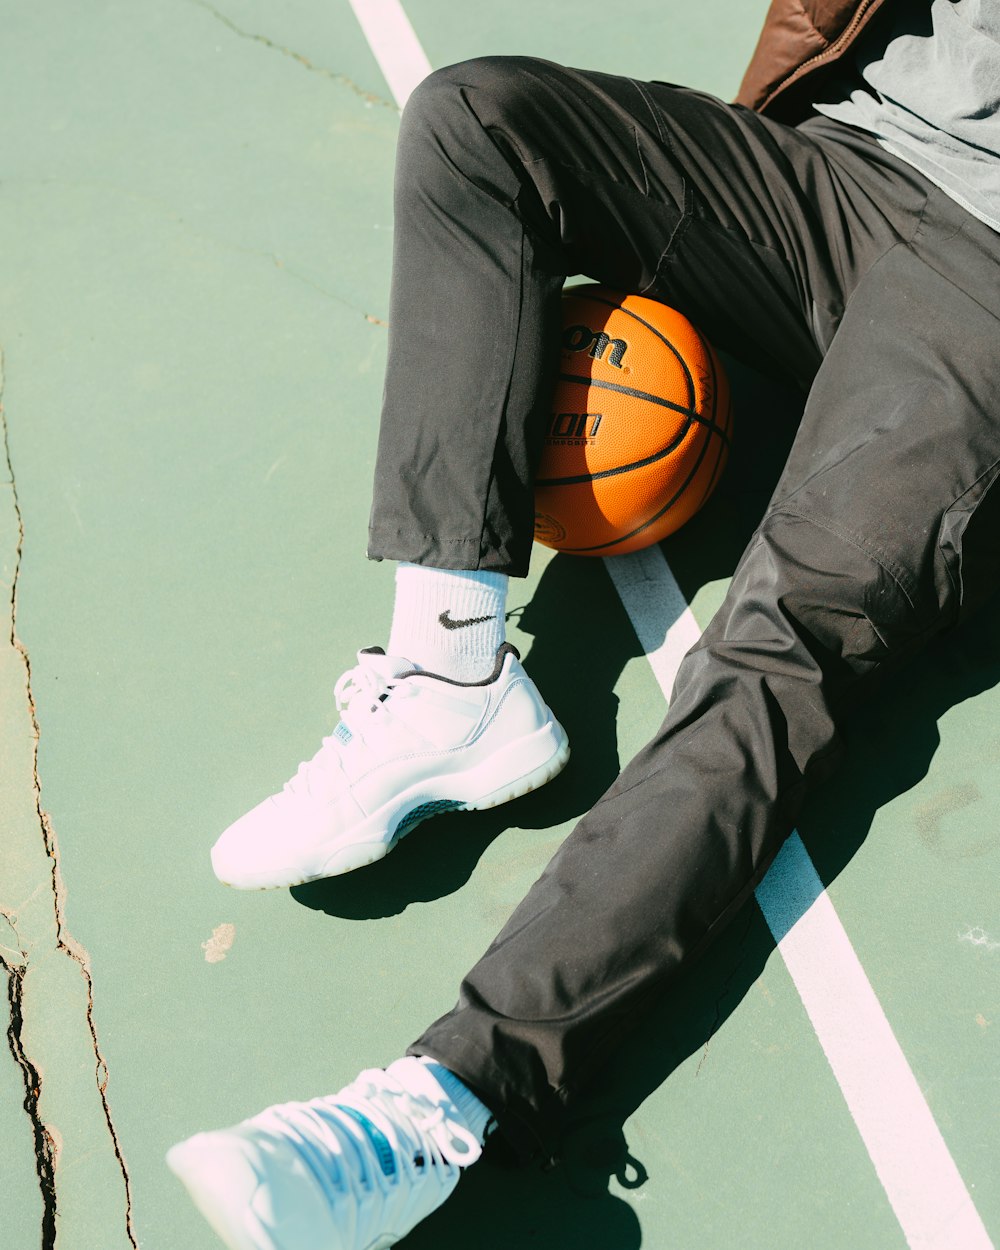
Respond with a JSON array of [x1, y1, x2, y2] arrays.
[[408, 184, 1000, 1162], [367, 58, 924, 575]]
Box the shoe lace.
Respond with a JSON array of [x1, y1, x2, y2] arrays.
[[333, 653, 415, 739], [263, 1067, 482, 1206], [283, 653, 416, 798]]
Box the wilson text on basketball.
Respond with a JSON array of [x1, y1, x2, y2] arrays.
[[562, 324, 628, 368], [546, 413, 603, 443]]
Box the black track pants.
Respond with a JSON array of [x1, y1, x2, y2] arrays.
[[370, 58, 1000, 1160]]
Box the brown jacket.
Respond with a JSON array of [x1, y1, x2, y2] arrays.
[[736, 0, 898, 121]]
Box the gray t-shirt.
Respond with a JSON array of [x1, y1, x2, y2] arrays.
[[814, 0, 1000, 232]]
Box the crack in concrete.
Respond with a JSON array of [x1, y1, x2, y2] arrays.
[[189, 0, 399, 111], [1, 350, 139, 1248], [3, 952, 58, 1247], [0, 906, 24, 964], [264, 252, 390, 328], [4, 176, 392, 332], [144, 219, 392, 329], [166, 221, 392, 329]]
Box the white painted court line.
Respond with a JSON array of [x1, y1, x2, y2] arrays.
[[607, 548, 991, 1250], [603, 545, 701, 695], [759, 836, 993, 1250], [346, 4, 992, 1245], [346, 0, 430, 107]]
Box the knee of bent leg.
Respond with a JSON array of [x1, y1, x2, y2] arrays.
[[724, 512, 917, 679], [401, 55, 547, 145], [397, 57, 546, 201]]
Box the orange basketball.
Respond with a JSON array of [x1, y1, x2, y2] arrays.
[[533, 286, 732, 556]]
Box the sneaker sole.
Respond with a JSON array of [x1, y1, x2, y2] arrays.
[[216, 720, 570, 889]]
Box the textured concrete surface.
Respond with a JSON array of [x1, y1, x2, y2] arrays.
[[0, 2, 996, 1248]]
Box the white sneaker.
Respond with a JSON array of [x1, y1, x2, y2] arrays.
[[167, 1057, 483, 1250], [212, 643, 569, 889]]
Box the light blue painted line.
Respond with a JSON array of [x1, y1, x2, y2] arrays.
[[754, 829, 825, 945]]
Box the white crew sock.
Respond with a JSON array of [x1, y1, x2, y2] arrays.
[[387, 563, 508, 683], [417, 1057, 494, 1144]]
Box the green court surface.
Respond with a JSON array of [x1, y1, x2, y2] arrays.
[[1, 2, 998, 1247]]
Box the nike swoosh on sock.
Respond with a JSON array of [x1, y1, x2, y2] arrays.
[[438, 611, 495, 631]]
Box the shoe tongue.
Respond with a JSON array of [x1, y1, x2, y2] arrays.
[[338, 1107, 398, 1177]]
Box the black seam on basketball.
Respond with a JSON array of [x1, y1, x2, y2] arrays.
[[558, 421, 722, 553], [695, 327, 734, 450], [701, 423, 728, 508], [573, 290, 697, 408], [698, 340, 728, 509], [555, 371, 697, 421], [546, 288, 732, 548], [569, 289, 734, 448], [701, 413, 728, 507], [535, 415, 695, 486], [552, 372, 732, 447], [569, 289, 697, 410]]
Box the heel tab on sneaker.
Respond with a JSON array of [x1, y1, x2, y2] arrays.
[[490, 641, 521, 676], [400, 642, 521, 687]]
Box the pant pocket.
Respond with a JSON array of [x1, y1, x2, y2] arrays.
[[938, 456, 1000, 621]]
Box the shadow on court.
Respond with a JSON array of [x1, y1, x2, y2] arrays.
[[404, 598, 1000, 1250], [291, 358, 802, 922], [291, 548, 643, 919], [294, 360, 1000, 1246]]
